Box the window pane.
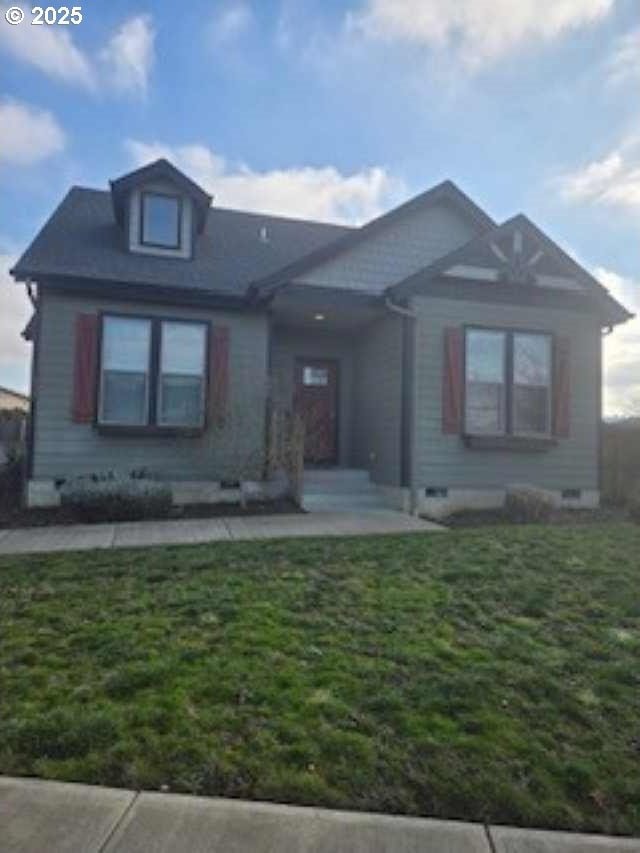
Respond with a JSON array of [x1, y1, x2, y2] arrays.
[[159, 322, 206, 426], [465, 330, 506, 434], [102, 373, 148, 424], [513, 334, 551, 434], [303, 366, 328, 386], [159, 376, 204, 426], [160, 322, 206, 375], [102, 317, 150, 371], [142, 194, 180, 248], [101, 317, 150, 424]]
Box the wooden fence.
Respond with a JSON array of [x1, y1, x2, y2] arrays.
[[601, 421, 640, 505]]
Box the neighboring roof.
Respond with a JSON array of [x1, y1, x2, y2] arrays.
[[390, 213, 634, 327], [11, 187, 352, 297], [110, 159, 212, 233], [0, 385, 29, 403], [248, 180, 496, 300]]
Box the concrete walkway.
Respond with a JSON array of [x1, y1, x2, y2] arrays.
[[1, 777, 638, 853], [0, 511, 442, 556]]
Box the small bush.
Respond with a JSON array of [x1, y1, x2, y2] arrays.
[[504, 484, 555, 524], [59, 471, 172, 523], [0, 455, 24, 511], [627, 482, 640, 524]]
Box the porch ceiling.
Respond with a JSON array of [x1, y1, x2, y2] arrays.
[[270, 283, 383, 331]]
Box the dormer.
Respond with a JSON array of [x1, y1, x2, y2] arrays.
[[110, 159, 212, 259]]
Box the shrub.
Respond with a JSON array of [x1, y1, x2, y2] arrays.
[[627, 482, 640, 524], [0, 454, 24, 511], [59, 470, 172, 523], [504, 484, 555, 524]]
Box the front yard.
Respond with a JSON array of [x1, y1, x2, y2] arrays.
[[1, 525, 639, 835]]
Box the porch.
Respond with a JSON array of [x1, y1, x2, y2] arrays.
[[269, 283, 407, 507]]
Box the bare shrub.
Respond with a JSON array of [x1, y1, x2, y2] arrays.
[[504, 484, 555, 524]]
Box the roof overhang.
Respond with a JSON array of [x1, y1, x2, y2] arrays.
[[271, 283, 384, 332]]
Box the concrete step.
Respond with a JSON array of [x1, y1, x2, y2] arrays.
[[303, 468, 371, 490], [302, 492, 390, 512]]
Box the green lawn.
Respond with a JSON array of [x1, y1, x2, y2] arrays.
[[1, 525, 639, 835]]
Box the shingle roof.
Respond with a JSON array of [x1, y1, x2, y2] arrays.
[[249, 179, 496, 300], [11, 187, 352, 297]]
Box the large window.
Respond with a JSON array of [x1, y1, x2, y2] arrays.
[[465, 329, 506, 435], [465, 328, 552, 437], [513, 333, 552, 435], [99, 315, 207, 429], [140, 192, 181, 249], [158, 321, 207, 427], [100, 317, 151, 425]]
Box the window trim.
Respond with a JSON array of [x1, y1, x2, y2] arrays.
[[96, 312, 210, 434], [463, 325, 554, 440], [139, 191, 183, 250]]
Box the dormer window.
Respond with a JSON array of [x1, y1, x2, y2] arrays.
[[140, 192, 182, 249]]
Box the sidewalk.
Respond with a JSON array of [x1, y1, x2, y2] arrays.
[[1, 777, 638, 853], [0, 511, 442, 556]]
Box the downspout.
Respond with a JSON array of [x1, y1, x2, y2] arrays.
[[599, 325, 613, 502], [384, 297, 419, 515]]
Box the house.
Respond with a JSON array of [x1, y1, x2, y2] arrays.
[[0, 386, 29, 413], [9, 159, 632, 515]]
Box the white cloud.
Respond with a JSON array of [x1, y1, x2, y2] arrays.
[[0, 5, 95, 87], [211, 1, 253, 42], [595, 267, 640, 416], [557, 142, 640, 210], [606, 27, 640, 86], [0, 8, 154, 97], [125, 140, 402, 224], [0, 254, 32, 396], [350, 0, 615, 68], [0, 99, 65, 166], [100, 14, 155, 97]]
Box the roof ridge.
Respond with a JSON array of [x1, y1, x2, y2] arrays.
[[249, 179, 496, 300]]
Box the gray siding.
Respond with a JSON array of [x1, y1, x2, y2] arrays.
[[353, 315, 404, 485], [295, 204, 477, 293], [270, 327, 355, 467], [33, 289, 269, 482], [412, 295, 600, 490]]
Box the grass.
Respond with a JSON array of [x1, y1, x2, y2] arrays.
[[1, 524, 639, 835]]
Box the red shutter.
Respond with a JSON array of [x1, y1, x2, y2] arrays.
[[210, 326, 230, 426], [442, 327, 463, 434], [72, 313, 98, 423], [553, 336, 571, 438]]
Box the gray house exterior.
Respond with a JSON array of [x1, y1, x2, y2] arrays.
[[10, 159, 632, 515]]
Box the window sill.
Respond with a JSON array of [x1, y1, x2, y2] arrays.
[[96, 424, 204, 438], [463, 434, 557, 452]]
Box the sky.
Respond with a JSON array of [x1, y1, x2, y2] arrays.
[[0, 0, 638, 415]]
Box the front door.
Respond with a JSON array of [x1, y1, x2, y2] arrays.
[[294, 358, 338, 464]]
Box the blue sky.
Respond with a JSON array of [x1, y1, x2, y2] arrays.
[[1, 0, 639, 413]]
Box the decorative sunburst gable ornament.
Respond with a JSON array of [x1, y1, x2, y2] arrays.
[[490, 229, 544, 286]]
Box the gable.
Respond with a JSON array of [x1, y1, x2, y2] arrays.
[[390, 215, 633, 327], [440, 222, 586, 293], [293, 201, 482, 294]]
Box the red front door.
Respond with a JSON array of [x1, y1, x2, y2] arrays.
[[294, 358, 338, 464]]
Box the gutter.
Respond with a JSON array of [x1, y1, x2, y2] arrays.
[[384, 297, 419, 515]]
